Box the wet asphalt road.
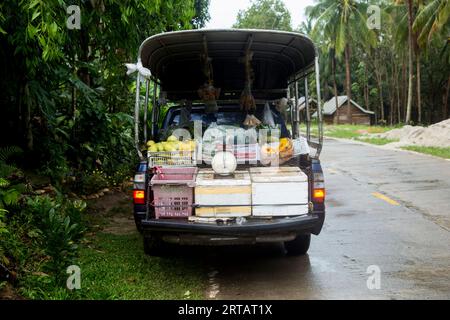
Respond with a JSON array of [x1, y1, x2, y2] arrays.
[[201, 138, 450, 299]]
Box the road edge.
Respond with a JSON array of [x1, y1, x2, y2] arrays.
[[324, 136, 450, 162]]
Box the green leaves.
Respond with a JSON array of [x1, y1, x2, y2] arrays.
[[233, 0, 293, 31], [413, 0, 450, 47]]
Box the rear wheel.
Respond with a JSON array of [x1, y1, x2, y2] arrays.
[[284, 234, 311, 256], [143, 234, 167, 256]]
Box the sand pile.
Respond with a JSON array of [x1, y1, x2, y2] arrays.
[[372, 119, 450, 147]]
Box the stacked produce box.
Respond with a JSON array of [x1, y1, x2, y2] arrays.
[[194, 169, 252, 217], [249, 167, 309, 216]]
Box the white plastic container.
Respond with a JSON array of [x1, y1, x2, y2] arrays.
[[249, 167, 309, 217], [195, 169, 252, 217]]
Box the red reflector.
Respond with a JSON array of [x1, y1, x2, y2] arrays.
[[313, 188, 325, 202], [133, 190, 145, 204]]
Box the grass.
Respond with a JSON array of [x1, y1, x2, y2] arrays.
[[355, 137, 399, 145], [75, 232, 207, 299], [299, 124, 400, 146], [323, 124, 401, 145], [15, 193, 207, 300], [324, 124, 396, 139], [401, 146, 450, 159], [19, 232, 207, 300]]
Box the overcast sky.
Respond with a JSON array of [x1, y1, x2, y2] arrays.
[[205, 0, 315, 30]]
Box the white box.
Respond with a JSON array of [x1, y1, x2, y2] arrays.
[[195, 170, 252, 217], [250, 167, 309, 216]]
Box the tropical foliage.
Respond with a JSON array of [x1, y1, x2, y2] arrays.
[[0, 0, 209, 297], [305, 0, 450, 125], [233, 0, 293, 31], [236, 0, 449, 125]]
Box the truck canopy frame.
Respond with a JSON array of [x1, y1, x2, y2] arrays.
[[131, 29, 323, 159]]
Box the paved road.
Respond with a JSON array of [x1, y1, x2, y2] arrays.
[[203, 138, 450, 299]]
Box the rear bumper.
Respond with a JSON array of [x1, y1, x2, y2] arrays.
[[140, 213, 321, 237]]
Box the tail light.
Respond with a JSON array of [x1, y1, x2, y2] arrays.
[[313, 188, 325, 203], [133, 190, 145, 204], [312, 171, 325, 203]]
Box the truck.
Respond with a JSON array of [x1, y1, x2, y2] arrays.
[[129, 29, 325, 256]]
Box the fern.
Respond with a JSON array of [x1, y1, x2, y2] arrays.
[[0, 146, 24, 208], [0, 146, 22, 179], [0, 146, 22, 162], [0, 178, 9, 188], [0, 163, 18, 179]]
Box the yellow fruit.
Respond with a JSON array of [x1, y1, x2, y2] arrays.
[[148, 145, 158, 153], [279, 138, 292, 152], [167, 135, 178, 142], [156, 143, 164, 152], [179, 142, 188, 151], [146, 140, 155, 147], [162, 142, 175, 152]]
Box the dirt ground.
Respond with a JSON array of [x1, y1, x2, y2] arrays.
[[87, 190, 136, 236]]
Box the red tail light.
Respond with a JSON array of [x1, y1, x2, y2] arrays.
[[313, 188, 325, 203], [133, 190, 145, 204]]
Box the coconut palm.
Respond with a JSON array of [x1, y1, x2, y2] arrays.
[[414, 0, 450, 47], [393, 0, 415, 124], [308, 0, 374, 124]]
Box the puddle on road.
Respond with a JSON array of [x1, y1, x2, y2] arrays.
[[309, 256, 338, 273]]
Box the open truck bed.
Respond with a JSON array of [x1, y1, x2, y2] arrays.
[[129, 29, 325, 255]]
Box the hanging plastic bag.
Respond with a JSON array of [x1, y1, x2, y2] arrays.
[[263, 102, 275, 127]]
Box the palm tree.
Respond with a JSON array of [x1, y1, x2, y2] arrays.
[[413, 0, 450, 47], [308, 0, 373, 124], [414, 0, 450, 122], [405, 0, 415, 124]]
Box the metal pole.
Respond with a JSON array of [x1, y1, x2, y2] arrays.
[[294, 81, 299, 138], [286, 84, 292, 131], [134, 74, 143, 159], [151, 82, 158, 139], [314, 56, 323, 158], [304, 78, 311, 142], [144, 79, 149, 144]]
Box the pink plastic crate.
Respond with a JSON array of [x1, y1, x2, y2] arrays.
[[150, 167, 197, 219]]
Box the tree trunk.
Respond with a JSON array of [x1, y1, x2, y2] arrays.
[[364, 62, 369, 111], [416, 51, 422, 124], [79, 28, 91, 86], [377, 73, 385, 122], [389, 62, 395, 125], [24, 83, 33, 151], [395, 63, 401, 124], [444, 76, 450, 120], [344, 44, 352, 124], [331, 53, 339, 125], [405, 0, 414, 124], [71, 50, 77, 118], [400, 60, 406, 121]]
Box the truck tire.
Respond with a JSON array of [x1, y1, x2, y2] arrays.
[[134, 218, 143, 234], [284, 234, 311, 256], [143, 235, 166, 256]]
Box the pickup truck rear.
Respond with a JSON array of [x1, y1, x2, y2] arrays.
[[128, 29, 325, 256]]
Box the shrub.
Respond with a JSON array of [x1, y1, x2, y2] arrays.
[[25, 196, 86, 281], [79, 170, 109, 195]]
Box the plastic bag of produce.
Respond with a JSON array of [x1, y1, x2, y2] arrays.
[[263, 102, 275, 127]]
